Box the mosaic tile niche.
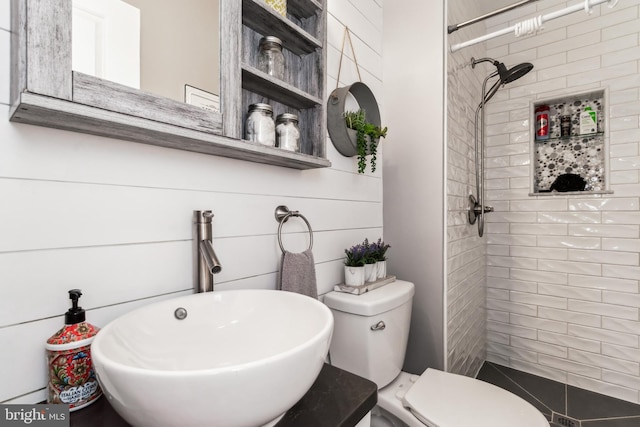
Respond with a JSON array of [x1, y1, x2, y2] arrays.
[[532, 90, 606, 194]]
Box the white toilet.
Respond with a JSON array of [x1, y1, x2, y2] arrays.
[[323, 280, 550, 427]]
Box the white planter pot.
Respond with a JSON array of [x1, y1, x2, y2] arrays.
[[344, 266, 365, 287], [376, 260, 387, 279], [364, 263, 377, 283]]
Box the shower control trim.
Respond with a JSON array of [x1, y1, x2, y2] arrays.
[[468, 195, 494, 225]]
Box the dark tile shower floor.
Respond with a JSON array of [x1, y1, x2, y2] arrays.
[[476, 362, 640, 427]]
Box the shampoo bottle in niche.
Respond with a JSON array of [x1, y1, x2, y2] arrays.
[[579, 102, 597, 135], [46, 289, 102, 411]]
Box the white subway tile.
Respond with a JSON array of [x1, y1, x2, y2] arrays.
[[603, 212, 640, 226], [486, 352, 511, 366], [511, 335, 568, 358], [539, 306, 602, 328], [538, 57, 601, 82], [568, 34, 638, 63], [569, 61, 638, 88], [602, 16, 640, 40], [607, 72, 640, 91], [539, 353, 601, 378], [487, 298, 538, 317], [602, 238, 640, 252], [487, 341, 538, 363], [487, 309, 510, 323], [603, 343, 640, 364], [487, 245, 510, 256], [511, 246, 568, 260], [569, 249, 639, 266], [487, 320, 538, 340], [610, 88, 640, 105], [488, 266, 511, 279], [539, 330, 601, 353], [610, 170, 640, 185], [611, 155, 640, 171], [569, 274, 639, 293], [603, 291, 640, 308], [610, 101, 640, 118], [510, 177, 530, 189], [569, 224, 639, 238], [509, 76, 567, 100], [511, 313, 568, 333], [604, 45, 640, 68], [487, 255, 538, 269], [569, 349, 640, 376], [511, 291, 567, 309], [537, 211, 601, 224], [486, 212, 538, 223], [602, 317, 640, 335], [538, 259, 602, 276], [539, 283, 602, 302], [537, 235, 601, 250], [487, 330, 511, 345], [602, 370, 640, 392], [511, 199, 568, 211], [511, 28, 568, 53], [510, 223, 568, 235], [511, 268, 568, 285], [485, 165, 530, 179], [610, 142, 639, 157], [569, 197, 639, 211], [603, 265, 640, 281], [488, 277, 538, 293], [568, 374, 639, 404], [488, 288, 510, 301], [569, 324, 639, 348], [569, 300, 638, 321], [510, 359, 568, 383], [610, 183, 640, 197], [567, 6, 639, 38]]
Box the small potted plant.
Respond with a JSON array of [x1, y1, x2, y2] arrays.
[[344, 244, 366, 287], [373, 238, 390, 279], [362, 238, 379, 283], [345, 109, 388, 174]]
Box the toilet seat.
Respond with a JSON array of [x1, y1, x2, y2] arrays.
[[377, 370, 550, 427]]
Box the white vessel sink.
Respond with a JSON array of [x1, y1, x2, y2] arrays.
[[91, 290, 333, 427]]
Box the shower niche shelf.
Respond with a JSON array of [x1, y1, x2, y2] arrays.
[[530, 89, 611, 196]]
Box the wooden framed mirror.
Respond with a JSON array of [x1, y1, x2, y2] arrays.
[[10, 0, 329, 170]]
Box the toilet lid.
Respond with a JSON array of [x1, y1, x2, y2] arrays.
[[402, 369, 549, 427]]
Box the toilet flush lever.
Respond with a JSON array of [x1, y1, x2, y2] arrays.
[[371, 321, 386, 331]]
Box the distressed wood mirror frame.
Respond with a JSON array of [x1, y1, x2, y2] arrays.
[[9, 0, 330, 170]]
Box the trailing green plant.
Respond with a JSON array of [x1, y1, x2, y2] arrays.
[[344, 109, 388, 174]]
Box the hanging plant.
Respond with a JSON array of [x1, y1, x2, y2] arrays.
[[344, 109, 387, 173]]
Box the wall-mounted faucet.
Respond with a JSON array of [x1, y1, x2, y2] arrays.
[[193, 210, 222, 293]]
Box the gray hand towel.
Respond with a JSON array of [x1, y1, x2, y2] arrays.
[[279, 249, 318, 299]]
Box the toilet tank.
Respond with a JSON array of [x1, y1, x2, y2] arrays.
[[323, 280, 414, 389]]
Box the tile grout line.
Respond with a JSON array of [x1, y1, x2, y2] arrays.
[[489, 363, 556, 416]]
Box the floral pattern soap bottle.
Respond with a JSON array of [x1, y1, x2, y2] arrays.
[[45, 289, 102, 411]]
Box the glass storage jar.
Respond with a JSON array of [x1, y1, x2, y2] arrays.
[[275, 113, 300, 152], [245, 103, 275, 147], [258, 36, 285, 80]]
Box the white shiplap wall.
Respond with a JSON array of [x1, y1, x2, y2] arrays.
[[0, 0, 383, 404], [482, 0, 640, 404]]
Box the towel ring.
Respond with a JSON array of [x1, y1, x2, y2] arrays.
[[275, 205, 313, 253]]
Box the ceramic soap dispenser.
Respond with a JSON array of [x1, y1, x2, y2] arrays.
[[45, 289, 102, 411]]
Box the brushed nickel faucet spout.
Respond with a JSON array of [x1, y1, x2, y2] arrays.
[[193, 210, 222, 293]]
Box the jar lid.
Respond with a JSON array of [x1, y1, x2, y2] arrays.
[[248, 103, 273, 114], [259, 36, 283, 48], [276, 113, 298, 123]]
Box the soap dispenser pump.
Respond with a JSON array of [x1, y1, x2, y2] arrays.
[[45, 289, 102, 411]]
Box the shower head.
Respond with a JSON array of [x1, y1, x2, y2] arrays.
[[471, 57, 534, 106], [497, 62, 534, 84]]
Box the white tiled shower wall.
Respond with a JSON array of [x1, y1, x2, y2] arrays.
[[0, 1, 383, 403], [446, 1, 487, 376], [481, 0, 640, 403]]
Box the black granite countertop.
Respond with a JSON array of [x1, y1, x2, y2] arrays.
[[70, 363, 377, 427]]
